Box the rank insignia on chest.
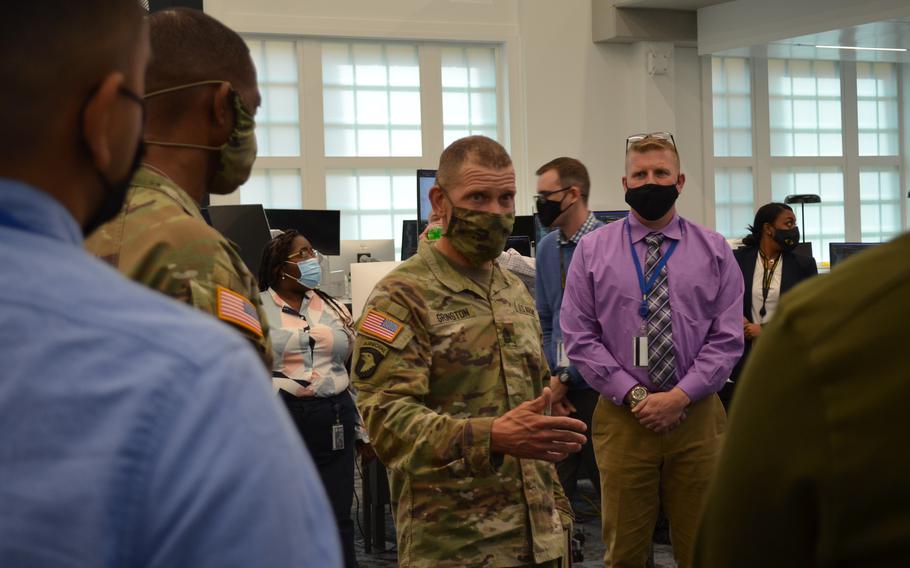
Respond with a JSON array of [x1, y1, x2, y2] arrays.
[[358, 308, 404, 343]]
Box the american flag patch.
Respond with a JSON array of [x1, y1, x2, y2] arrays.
[[216, 286, 263, 337], [358, 309, 403, 343]]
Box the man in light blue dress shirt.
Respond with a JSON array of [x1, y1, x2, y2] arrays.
[[0, 3, 340, 566]]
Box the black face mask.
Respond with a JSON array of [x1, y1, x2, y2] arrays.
[[536, 191, 574, 228], [624, 182, 679, 221], [82, 87, 146, 237], [772, 226, 800, 252]]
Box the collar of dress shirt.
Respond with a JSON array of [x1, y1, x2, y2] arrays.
[[627, 211, 682, 244]]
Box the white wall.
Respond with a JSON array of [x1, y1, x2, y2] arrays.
[[517, 2, 705, 222], [205, 0, 708, 225]]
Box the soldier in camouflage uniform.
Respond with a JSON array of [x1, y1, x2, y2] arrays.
[[352, 136, 588, 567], [85, 9, 271, 367]]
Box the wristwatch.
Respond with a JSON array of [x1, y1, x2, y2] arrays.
[[627, 385, 649, 409], [558, 369, 572, 385]]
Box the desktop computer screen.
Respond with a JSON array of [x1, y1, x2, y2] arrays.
[[329, 239, 396, 276], [512, 215, 538, 252], [505, 236, 532, 257], [416, 169, 437, 223], [206, 204, 272, 276], [829, 242, 876, 268], [593, 210, 629, 224], [793, 242, 813, 258], [401, 219, 428, 261], [264, 209, 341, 255]]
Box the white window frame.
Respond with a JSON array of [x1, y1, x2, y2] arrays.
[[703, 57, 908, 259], [211, 31, 528, 214]]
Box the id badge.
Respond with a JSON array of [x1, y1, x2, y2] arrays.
[[556, 339, 570, 368], [633, 323, 649, 368], [332, 422, 345, 451]]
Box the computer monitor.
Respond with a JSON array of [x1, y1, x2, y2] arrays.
[[206, 204, 272, 276], [505, 236, 532, 257], [328, 239, 396, 276], [416, 169, 437, 223], [401, 219, 427, 261], [793, 242, 813, 258], [829, 242, 876, 268], [264, 209, 341, 255], [593, 210, 629, 224], [512, 215, 538, 251]]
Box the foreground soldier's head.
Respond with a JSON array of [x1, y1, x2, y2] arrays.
[[0, 0, 148, 235]]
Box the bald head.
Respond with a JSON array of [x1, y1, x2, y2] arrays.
[[146, 8, 257, 114], [0, 0, 145, 160]]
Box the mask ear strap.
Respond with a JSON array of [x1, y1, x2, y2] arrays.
[[144, 80, 227, 99], [436, 186, 456, 232], [143, 81, 236, 151], [144, 140, 220, 151]]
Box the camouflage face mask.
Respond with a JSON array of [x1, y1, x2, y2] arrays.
[[144, 80, 258, 195], [441, 189, 515, 265]]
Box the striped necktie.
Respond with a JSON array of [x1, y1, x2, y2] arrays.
[[644, 233, 677, 390]]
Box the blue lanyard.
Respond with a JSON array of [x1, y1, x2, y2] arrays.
[[626, 219, 679, 318]]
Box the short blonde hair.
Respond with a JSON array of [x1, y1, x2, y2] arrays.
[[626, 136, 680, 168]]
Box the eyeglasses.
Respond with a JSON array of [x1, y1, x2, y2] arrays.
[[625, 131, 677, 151], [287, 246, 317, 261], [535, 186, 572, 208]]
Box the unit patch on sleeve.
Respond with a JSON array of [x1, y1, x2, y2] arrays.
[[215, 286, 263, 337], [354, 340, 390, 380], [358, 308, 404, 344]]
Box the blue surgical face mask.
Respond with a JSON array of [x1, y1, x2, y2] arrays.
[[284, 258, 322, 289]]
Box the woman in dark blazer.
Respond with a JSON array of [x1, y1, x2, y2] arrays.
[[719, 202, 818, 409]]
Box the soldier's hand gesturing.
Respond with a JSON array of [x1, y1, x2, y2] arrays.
[[490, 387, 587, 462]]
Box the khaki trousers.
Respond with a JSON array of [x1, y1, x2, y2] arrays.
[[592, 394, 725, 568]]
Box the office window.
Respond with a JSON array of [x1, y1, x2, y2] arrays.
[[325, 169, 416, 254], [322, 42, 422, 157], [714, 168, 754, 238], [860, 167, 901, 242], [246, 39, 300, 157], [442, 46, 499, 147], [768, 59, 842, 157], [709, 56, 905, 258], [771, 167, 844, 263], [235, 36, 505, 244], [712, 57, 752, 157], [856, 62, 899, 157], [240, 169, 303, 209]]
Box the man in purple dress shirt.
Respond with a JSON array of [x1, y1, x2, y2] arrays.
[[560, 133, 743, 568]]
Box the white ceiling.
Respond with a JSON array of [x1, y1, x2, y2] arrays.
[[743, 18, 910, 62], [610, 0, 910, 61], [776, 19, 910, 50]]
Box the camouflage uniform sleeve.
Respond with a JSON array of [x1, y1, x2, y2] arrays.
[[352, 294, 497, 479], [128, 230, 273, 369]]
